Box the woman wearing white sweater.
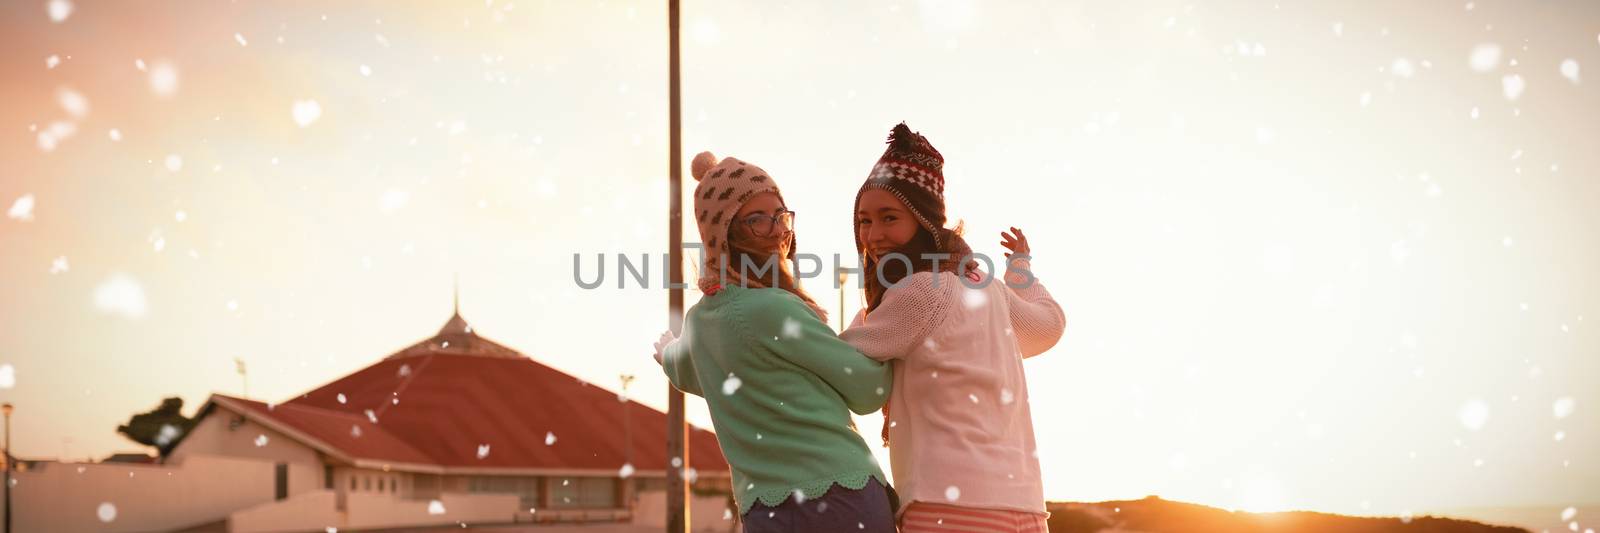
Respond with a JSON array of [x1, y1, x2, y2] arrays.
[[840, 123, 1067, 532]]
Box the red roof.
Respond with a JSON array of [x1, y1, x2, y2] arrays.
[[203, 311, 727, 475]]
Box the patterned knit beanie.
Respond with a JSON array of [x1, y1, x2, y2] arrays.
[[690, 151, 788, 293], [854, 122, 949, 255]]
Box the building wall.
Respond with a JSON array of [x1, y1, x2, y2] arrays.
[[346, 491, 523, 529], [632, 489, 740, 533], [228, 490, 341, 533], [168, 404, 327, 498], [11, 454, 277, 533]]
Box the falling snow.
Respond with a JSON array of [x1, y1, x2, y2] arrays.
[[255, 434, 269, 447], [96, 502, 116, 523], [545, 432, 557, 445], [47, 0, 73, 23], [148, 61, 179, 96], [293, 100, 322, 127], [963, 288, 988, 309], [1458, 399, 1490, 431], [945, 486, 961, 501], [93, 274, 147, 319], [1553, 397, 1575, 419], [428, 500, 446, 515], [722, 374, 742, 395], [1469, 43, 1501, 72], [164, 154, 183, 172], [477, 444, 490, 459], [781, 317, 802, 339], [0, 364, 14, 389], [234, 33, 248, 46], [1501, 74, 1525, 101], [45, 54, 60, 69], [7, 195, 35, 222], [1560, 59, 1581, 84]]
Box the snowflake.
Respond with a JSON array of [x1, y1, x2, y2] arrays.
[[336, 393, 347, 404], [545, 431, 557, 445], [360, 65, 372, 77], [45, 54, 60, 69], [619, 463, 635, 478], [108, 129, 121, 141], [96, 502, 116, 523], [1560, 59, 1581, 84], [292, 100, 322, 127], [722, 374, 742, 395], [154, 424, 181, 447], [7, 195, 35, 221], [1561, 507, 1577, 522], [47, 0, 73, 23], [428, 500, 446, 515], [0, 364, 14, 389], [945, 486, 961, 501], [477, 444, 490, 459], [255, 435, 269, 447], [148, 61, 179, 97], [1469, 43, 1501, 72], [380, 190, 410, 213], [1391, 58, 1415, 78], [781, 317, 802, 339], [963, 288, 988, 309], [234, 33, 248, 47], [1553, 396, 1575, 419], [94, 274, 147, 319], [1501, 74, 1525, 101], [1458, 399, 1489, 431], [1001, 389, 1014, 405], [164, 154, 183, 172]]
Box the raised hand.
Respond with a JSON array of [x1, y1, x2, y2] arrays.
[[1001, 227, 1030, 259]]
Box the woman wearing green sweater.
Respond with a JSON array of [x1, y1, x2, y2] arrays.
[[652, 151, 896, 532]]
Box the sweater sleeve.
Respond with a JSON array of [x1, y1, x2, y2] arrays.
[[660, 332, 704, 397], [1001, 257, 1067, 358], [839, 272, 952, 362], [743, 292, 891, 415]]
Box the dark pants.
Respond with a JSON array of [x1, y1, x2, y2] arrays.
[[743, 477, 897, 533]]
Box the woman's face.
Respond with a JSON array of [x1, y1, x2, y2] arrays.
[[731, 192, 792, 257], [856, 188, 918, 260]]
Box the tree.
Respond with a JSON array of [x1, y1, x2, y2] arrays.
[[116, 397, 195, 456]]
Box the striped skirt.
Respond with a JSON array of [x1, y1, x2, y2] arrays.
[[899, 502, 1050, 533]]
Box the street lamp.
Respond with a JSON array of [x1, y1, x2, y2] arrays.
[[4, 402, 13, 533]]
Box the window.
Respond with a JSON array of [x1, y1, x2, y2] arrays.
[[324, 466, 334, 490], [548, 477, 617, 509], [275, 463, 289, 501], [364, 476, 372, 491], [350, 476, 356, 491]]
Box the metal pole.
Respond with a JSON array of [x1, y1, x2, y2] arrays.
[[666, 0, 689, 531], [4, 403, 13, 533]]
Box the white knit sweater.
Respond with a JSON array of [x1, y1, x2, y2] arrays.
[[840, 258, 1065, 517]]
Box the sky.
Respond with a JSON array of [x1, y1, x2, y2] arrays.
[[2, 0, 1598, 524]]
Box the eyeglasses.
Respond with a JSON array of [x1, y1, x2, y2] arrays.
[[739, 209, 796, 238]]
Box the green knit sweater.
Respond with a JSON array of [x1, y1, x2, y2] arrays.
[[660, 285, 892, 515]]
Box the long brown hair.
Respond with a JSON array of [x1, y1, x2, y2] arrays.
[[723, 226, 828, 322]]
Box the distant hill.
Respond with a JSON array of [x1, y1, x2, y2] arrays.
[[1045, 496, 1531, 533]]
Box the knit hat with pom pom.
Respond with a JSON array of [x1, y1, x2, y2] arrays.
[[689, 151, 787, 293]]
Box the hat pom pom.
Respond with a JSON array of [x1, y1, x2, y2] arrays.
[[691, 151, 718, 182], [886, 122, 917, 150]]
